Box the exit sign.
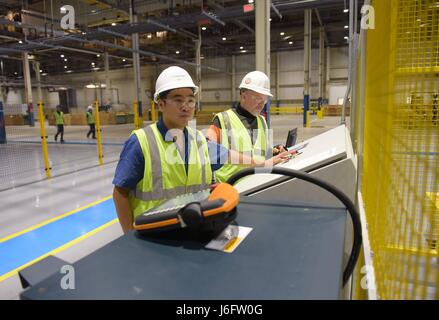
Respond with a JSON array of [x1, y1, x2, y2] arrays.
[[243, 4, 254, 13]]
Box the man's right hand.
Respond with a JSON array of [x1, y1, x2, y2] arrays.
[[272, 144, 286, 156], [253, 151, 290, 167]]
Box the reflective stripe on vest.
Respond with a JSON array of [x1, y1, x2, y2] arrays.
[[129, 124, 212, 217]]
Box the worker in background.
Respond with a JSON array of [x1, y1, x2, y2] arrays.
[[54, 104, 65, 143], [113, 66, 289, 233], [86, 105, 96, 139], [206, 71, 286, 183]]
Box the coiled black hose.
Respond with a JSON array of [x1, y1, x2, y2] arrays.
[[226, 167, 362, 287]]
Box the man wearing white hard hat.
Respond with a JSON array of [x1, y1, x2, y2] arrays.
[[113, 66, 288, 233], [207, 71, 286, 183]]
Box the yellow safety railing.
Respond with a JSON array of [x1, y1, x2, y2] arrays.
[[94, 101, 103, 165], [270, 106, 303, 114], [358, 0, 438, 300], [305, 111, 311, 128], [37, 101, 51, 178], [133, 101, 139, 130], [151, 100, 157, 123]]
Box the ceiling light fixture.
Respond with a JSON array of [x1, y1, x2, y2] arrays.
[[222, 37, 226, 41], [280, 32, 285, 36], [176, 51, 180, 54], [202, 27, 207, 30], [60, 54, 64, 58]]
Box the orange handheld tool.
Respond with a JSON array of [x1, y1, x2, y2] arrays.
[[133, 183, 239, 233]]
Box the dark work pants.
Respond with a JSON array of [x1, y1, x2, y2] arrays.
[[55, 124, 64, 142], [87, 124, 96, 139]]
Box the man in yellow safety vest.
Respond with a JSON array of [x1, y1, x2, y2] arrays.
[[207, 71, 286, 183], [54, 104, 65, 143], [113, 66, 289, 233], [86, 106, 96, 139]]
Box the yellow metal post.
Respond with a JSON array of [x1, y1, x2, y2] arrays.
[[133, 101, 139, 129], [94, 101, 104, 165], [37, 101, 51, 178], [151, 100, 157, 122], [306, 110, 311, 128], [317, 109, 323, 119]]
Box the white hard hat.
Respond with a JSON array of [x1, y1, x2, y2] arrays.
[[87, 106, 93, 111], [154, 66, 199, 103], [239, 71, 273, 97]]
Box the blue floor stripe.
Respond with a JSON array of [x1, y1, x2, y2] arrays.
[[0, 199, 117, 277]]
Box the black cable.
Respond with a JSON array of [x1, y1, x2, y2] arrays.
[[226, 167, 362, 287]]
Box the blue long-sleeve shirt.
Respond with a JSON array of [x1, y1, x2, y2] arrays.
[[113, 119, 229, 190]]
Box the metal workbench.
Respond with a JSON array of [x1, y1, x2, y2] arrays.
[[20, 197, 347, 300]]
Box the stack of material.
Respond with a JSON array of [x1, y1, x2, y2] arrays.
[[70, 114, 87, 125], [323, 105, 350, 116], [194, 108, 225, 125], [4, 115, 25, 125], [195, 112, 215, 125]]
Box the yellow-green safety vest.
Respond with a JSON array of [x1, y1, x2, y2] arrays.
[[128, 123, 213, 219], [86, 111, 95, 124], [54, 111, 64, 125], [214, 109, 268, 183]]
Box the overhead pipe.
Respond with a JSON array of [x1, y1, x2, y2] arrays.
[[206, 0, 254, 34], [97, 27, 129, 39], [0, 17, 222, 72], [271, 3, 283, 19]]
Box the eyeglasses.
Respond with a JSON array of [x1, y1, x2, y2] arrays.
[[245, 92, 267, 104], [165, 97, 197, 109]]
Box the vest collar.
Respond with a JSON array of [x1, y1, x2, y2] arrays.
[[156, 118, 190, 142]]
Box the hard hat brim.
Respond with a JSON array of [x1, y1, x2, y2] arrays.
[[154, 84, 199, 103]]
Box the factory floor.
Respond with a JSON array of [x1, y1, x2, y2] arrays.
[[0, 115, 349, 299]]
